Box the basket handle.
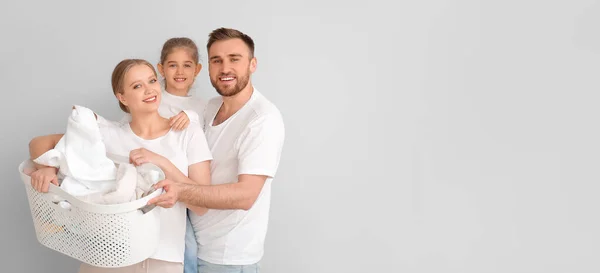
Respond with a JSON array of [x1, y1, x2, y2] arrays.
[[44, 179, 164, 214], [45, 183, 90, 209], [50, 200, 73, 211], [20, 160, 165, 214], [136, 186, 160, 214]]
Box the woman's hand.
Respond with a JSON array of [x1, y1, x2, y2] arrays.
[[30, 167, 59, 193], [129, 148, 166, 167]]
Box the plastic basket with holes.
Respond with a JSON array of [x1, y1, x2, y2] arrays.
[[18, 160, 164, 268]]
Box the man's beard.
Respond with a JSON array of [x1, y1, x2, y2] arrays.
[[211, 70, 250, 97]]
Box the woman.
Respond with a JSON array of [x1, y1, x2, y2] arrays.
[[28, 59, 211, 273]]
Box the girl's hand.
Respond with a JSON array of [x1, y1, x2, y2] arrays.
[[169, 111, 190, 131]]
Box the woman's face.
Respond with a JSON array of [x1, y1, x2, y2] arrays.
[[117, 64, 161, 114]]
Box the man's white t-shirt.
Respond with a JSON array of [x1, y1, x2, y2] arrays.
[[119, 89, 207, 128], [96, 116, 212, 263], [190, 89, 285, 265]]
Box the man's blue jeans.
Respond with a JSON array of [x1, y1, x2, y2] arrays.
[[184, 209, 198, 273], [197, 258, 260, 273]]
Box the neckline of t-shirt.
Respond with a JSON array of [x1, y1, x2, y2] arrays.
[[209, 89, 258, 128], [162, 89, 192, 102], [125, 122, 173, 142]]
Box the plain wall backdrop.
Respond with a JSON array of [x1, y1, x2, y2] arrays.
[[1, 0, 599, 272]]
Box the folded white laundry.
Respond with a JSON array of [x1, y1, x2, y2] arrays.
[[31, 105, 163, 207], [106, 153, 160, 200], [80, 163, 159, 204], [34, 105, 118, 197]]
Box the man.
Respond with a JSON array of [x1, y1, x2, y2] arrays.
[[149, 27, 285, 273]]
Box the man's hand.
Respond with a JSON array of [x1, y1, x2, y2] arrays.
[[148, 178, 184, 208]]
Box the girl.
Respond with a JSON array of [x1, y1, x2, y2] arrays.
[[29, 59, 212, 273], [156, 37, 208, 273]]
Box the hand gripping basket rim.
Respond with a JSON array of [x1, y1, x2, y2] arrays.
[[19, 160, 164, 214]]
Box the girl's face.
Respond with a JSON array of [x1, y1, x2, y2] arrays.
[[117, 64, 161, 114], [158, 48, 202, 93]]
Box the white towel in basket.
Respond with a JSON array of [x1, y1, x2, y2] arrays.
[[34, 105, 118, 197], [31, 105, 162, 207], [78, 162, 159, 204]]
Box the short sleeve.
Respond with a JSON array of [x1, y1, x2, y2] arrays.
[[186, 123, 213, 165], [237, 114, 285, 177], [182, 109, 203, 128]]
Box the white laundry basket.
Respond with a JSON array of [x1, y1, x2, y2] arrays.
[[19, 160, 164, 268]]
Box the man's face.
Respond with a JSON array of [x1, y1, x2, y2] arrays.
[[208, 38, 256, 97]]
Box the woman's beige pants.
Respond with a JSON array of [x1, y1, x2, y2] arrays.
[[78, 258, 183, 273]]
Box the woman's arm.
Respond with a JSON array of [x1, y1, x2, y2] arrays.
[[185, 161, 211, 215], [29, 134, 63, 170], [28, 134, 63, 192]]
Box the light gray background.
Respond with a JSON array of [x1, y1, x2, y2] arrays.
[[1, 0, 599, 272]]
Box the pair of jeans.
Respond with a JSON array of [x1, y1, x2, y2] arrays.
[[184, 209, 198, 273], [197, 258, 260, 273]]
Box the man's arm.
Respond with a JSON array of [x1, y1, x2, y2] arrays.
[[148, 151, 213, 214], [150, 113, 283, 210], [150, 174, 267, 211]]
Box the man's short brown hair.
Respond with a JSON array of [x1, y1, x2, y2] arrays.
[[207, 27, 255, 59]]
